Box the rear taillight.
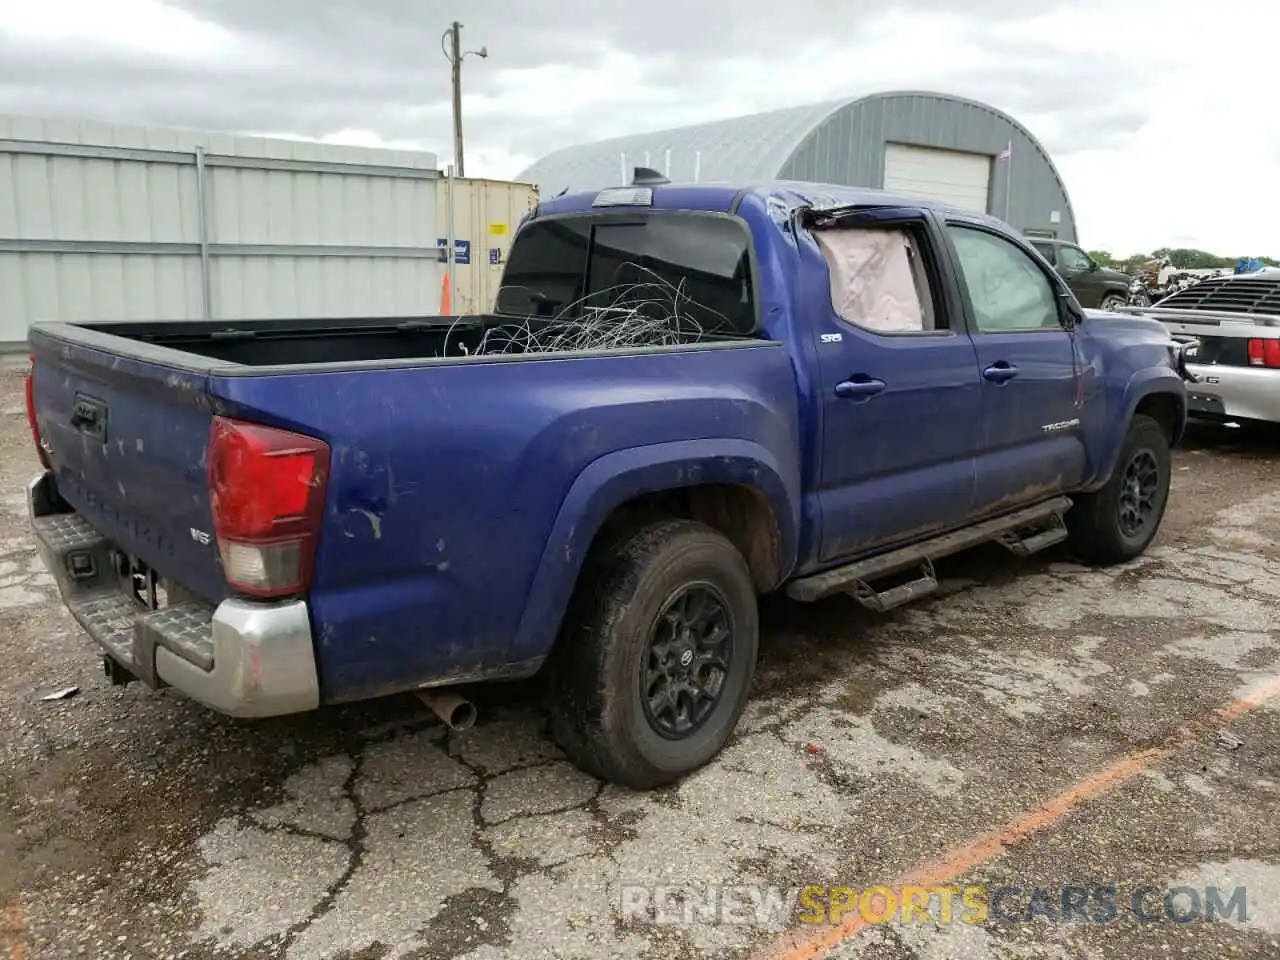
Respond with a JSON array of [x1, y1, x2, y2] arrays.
[[24, 354, 52, 470], [1247, 339, 1280, 368], [208, 416, 330, 599]]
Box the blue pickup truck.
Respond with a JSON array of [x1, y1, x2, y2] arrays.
[[25, 177, 1193, 789]]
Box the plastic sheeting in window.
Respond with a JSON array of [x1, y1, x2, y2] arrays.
[[813, 228, 927, 333]]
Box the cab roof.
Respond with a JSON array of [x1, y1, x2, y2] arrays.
[[532, 179, 1010, 231]]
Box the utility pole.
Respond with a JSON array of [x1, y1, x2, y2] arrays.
[[442, 21, 487, 179], [448, 21, 464, 178]]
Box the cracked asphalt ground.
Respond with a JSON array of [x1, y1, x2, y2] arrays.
[[3, 360, 1280, 960]]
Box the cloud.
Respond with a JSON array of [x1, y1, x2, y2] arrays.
[[0, 0, 1276, 255]]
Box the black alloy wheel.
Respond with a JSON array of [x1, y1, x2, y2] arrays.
[[1117, 449, 1160, 539], [641, 583, 734, 739]]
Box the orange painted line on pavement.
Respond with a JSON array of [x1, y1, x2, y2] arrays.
[[3, 899, 25, 960], [753, 672, 1280, 960]]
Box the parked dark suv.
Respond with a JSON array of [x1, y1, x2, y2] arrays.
[[1029, 238, 1131, 311]]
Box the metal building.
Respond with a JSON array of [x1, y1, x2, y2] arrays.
[[518, 90, 1077, 243], [0, 115, 537, 349]]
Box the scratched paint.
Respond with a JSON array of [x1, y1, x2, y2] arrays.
[[351, 508, 383, 540]]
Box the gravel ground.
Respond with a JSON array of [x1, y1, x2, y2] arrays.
[[2, 360, 1280, 960]]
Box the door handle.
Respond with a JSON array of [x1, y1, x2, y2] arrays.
[[834, 377, 886, 399], [982, 362, 1019, 384]]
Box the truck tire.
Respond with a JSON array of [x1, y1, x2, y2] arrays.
[[1066, 413, 1171, 565], [547, 518, 759, 789], [1100, 293, 1128, 312]]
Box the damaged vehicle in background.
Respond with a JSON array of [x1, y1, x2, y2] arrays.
[[1121, 269, 1280, 428], [24, 175, 1194, 790]]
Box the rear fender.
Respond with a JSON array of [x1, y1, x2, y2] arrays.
[[508, 438, 799, 662], [1084, 368, 1186, 491]]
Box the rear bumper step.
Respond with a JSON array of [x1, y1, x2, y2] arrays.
[[27, 472, 320, 718]]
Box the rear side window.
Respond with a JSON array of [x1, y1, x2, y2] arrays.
[[813, 225, 940, 333], [496, 214, 756, 335], [1030, 242, 1056, 263], [494, 218, 591, 317]]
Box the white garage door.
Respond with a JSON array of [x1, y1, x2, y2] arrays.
[[882, 143, 992, 213]]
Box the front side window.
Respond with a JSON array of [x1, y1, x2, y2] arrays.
[[496, 213, 755, 335], [1059, 245, 1094, 273], [948, 225, 1061, 333]]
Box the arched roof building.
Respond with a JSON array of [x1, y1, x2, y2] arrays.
[[518, 91, 1077, 243]]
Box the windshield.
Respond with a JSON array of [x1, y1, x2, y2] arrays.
[[495, 212, 757, 336]]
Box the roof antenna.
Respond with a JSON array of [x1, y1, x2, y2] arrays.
[[631, 166, 670, 186]]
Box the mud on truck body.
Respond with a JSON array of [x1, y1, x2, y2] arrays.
[[26, 178, 1195, 788]]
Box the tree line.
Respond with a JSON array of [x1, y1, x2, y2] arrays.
[[1086, 248, 1280, 273]]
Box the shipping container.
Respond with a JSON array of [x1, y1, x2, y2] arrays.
[[436, 175, 539, 315]]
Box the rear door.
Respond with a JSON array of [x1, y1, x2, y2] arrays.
[[807, 207, 984, 562], [29, 332, 225, 603], [941, 221, 1087, 516]]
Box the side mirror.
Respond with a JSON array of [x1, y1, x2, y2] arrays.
[[1057, 291, 1084, 330]]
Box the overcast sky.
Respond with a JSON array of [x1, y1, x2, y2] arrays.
[[1, 0, 1276, 256]]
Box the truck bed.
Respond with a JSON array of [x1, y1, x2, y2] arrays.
[[73, 312, 753, 368], [27, 310, 793, 703]]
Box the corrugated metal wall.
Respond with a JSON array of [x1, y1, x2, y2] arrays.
[[0, 115, 533, 349], [781, 93, 1078, 243], [515, 98, 844, 195], [514, 91, 1077, 245]]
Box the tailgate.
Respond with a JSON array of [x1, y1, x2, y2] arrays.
[[29, 330, 225, 604]]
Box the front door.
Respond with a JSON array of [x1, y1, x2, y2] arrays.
[[810, 209, 984, 562], [942, 222, 1087, 516], [1057, 243, 1105, 308]]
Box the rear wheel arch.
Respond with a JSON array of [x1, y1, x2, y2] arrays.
[[594, 483, 785, 592], [508, 441, 798, 664]]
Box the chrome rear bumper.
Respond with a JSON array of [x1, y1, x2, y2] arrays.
[[27, 471, 320, 718], [1184, 364, 1280, 425]]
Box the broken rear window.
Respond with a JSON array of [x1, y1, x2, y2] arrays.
[[496, 213, 757, 336]]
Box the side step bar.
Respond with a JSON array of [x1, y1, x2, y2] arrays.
[[786, 496, 1073, 608]]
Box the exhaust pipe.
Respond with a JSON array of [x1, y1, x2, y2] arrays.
[[417, 688, 477, 731], [103, 656, 138, 687]]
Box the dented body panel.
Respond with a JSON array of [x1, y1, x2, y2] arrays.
[[205, 345, 801, 701], [1071, 310, 1192, 491], [26, 179, 1188, 711]]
